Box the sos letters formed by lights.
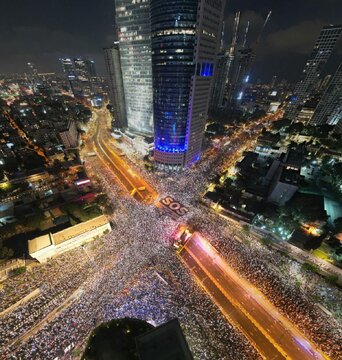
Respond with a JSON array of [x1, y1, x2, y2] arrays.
[[160, 196, 189, 217]]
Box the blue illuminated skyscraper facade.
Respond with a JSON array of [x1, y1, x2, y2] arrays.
[[151, 0, 224, 170], [151, 0, 198, 165]]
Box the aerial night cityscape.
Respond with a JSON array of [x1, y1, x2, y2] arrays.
[[0, 1, 342, 360]]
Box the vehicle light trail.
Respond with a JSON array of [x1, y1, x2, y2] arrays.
[[179, 232, 329, 360], [89, 109, 157, 203]]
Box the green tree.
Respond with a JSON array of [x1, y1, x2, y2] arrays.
[[10, 266, 26, 276], [301, 263, 318, 273], [259, 237, 272, 246], [326, 274, 338, 285], [96, 194, 109, 206], [287, 122, 304, 134], [333, 217, 342, 234], [0, 246, 14, 260], [242, 224, 250, 236], [271, 118, 291, 131]]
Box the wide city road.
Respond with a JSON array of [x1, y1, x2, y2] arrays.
[[179, 232, 328, 360], [90, 109, 157, 203]]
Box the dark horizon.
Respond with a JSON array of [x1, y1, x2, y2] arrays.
[[0, 0, 341, 82]]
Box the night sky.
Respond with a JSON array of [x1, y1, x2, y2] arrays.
[[0, 0, 341, 82]]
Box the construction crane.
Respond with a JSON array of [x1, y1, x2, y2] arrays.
[[256, 10, 272, 48], [226, 10, 272, 107]]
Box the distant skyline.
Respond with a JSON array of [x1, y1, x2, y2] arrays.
[[0, 0, 341, 82]]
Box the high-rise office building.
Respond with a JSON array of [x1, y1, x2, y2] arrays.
[[104, 43, 127, 129], [229, 47, 255, 105], [60, 57, 98, 101], [226, 16, 254, 107], [310, 62, 342, 126], [329, 106, 342, 126], [60, 57, 81, 97], [115, 0, 153, 135], [285, 25, 342, 121], [317, 74, 332, 92], [209, 51, 229, 110], [86, 59, 97, 79], [74, 58, 91, 82], [270, 75, 277, 89], [82, 58, 100, 93], [151, 0, 224, 170], [209, 12, 240, 111], [334, 118, 342, 134], [27, 62, 40, 90], [226, 11, 271, 109], [73, 57, 96, 97]]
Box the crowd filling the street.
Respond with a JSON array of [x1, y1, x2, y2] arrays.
[[1, 0, 342, 358], [1, 129, 341, 360]]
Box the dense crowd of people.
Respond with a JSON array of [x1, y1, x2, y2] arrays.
[[0, 169, 259, 360], [0, 118, 341, 359], [0, 250, 93, 348], [185, 210, 342, 358], [143, 124, 342, 358]]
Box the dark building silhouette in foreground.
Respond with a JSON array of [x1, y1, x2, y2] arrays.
[[82, 318, 193, 360]]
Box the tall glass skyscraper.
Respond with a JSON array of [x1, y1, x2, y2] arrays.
[[104, 43, 127, 129], [151, 0, 224, 170], [209, 51, 229, 110], [310, 62, 342, 126], [229, 47, 254, 105], [73, 58, 96, 97], [60, 58, 80, 97], [60, 57, 98, 101], [115, 0, 153, 135], [151, 0, 198, 167], [285, 25, 342, 122], [27, 62, 40, 91]]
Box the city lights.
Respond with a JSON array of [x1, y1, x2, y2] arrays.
[[0, 1, 341, 359]]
